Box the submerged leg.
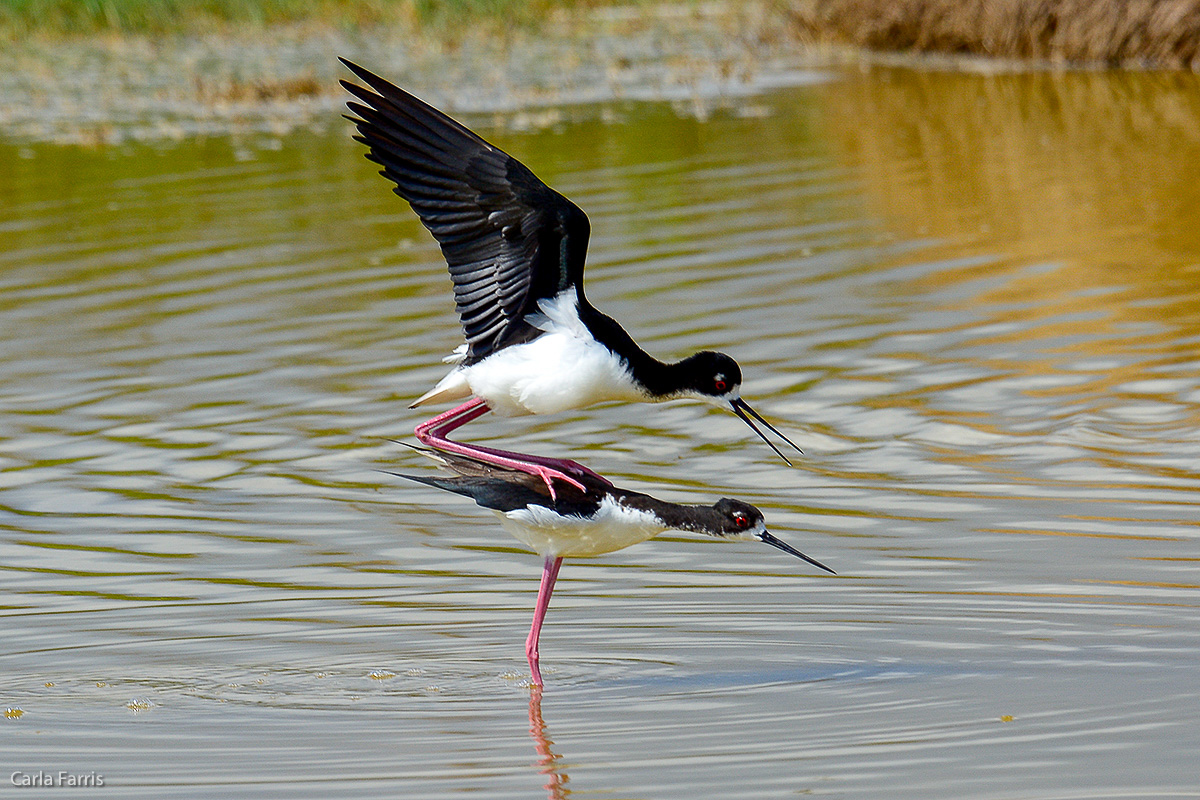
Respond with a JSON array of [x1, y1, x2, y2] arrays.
[[415, 398, 610, 497], [525, 556, 564, 686]]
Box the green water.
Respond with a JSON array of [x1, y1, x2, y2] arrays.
[[3, 66, 1200, 798]]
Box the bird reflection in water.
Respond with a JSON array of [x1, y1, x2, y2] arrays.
[[528, 686, 570, 800]]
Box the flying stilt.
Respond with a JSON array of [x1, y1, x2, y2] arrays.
[[342, 60, 804, 497]]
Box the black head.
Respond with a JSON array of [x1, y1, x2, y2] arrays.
[[675, 352, 803, 466], [712, 498, 767, 537], [713, 498, 836, 574], [677, 351, 743, 399]]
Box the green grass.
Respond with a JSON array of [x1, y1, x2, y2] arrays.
[[0, 0, 590, 36]]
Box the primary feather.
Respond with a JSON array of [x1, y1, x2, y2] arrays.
[[340, 58, 591, 366]]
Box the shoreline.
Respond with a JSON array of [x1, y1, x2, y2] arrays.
[[0, 2, 831, 146], [3, 0, 1198, 147]]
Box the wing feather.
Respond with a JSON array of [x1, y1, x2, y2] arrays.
[[341, 59, 591, 363]]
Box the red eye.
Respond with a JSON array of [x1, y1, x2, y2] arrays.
[[733, 513, 749, 529], [714, 379, 727, 392]]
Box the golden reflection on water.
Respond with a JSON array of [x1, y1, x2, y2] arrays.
[[818, 68, 1200, 267], [806, 66, 1200, 512], [817, 67, 1200, 349]]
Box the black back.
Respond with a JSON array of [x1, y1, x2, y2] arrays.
[[393, 448, 834, 573], [341, 60, 592, 365], [393, 448, 606, 518], [394, 448, 744, 534]]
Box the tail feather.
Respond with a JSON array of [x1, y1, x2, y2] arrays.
[[387, 470, 491, 500], [388, 468, 550, 513], [410, 370, 472, 409], [392, 442, 520, 480]]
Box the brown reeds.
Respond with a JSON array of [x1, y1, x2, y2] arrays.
[[785, 0, 1200, 69]]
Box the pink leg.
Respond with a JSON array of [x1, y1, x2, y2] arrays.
[[416, 398, 610, 481], [415, 399, 612, 498], [525, 556, 563, 686]]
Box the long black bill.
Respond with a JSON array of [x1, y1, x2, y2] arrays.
[[758, 531, 836, 574], [729, 397, 803, 466]]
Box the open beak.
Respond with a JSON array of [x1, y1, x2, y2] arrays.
[[729, 397, 803, 465], [758, 531, 836, 574]]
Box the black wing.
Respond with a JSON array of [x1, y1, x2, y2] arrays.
[[389, 445, 604, 515], [340, 59, 591, 364]]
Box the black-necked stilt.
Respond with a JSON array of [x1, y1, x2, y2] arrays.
[[394, 446, 834, 686], [342, 59, 803, 497]]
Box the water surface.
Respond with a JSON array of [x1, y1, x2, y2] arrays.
[[3, 65, 1200, 798]]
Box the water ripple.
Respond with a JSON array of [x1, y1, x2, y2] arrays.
[[3, 68, 1200, 798]]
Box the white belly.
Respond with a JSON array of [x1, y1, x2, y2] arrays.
[[497, 497, 666, 557], [461, 331, 643, 416], [422, 288, 647, 417]]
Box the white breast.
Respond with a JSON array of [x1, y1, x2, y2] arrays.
[[497, 496, 667, 557], [442, 288, 647, 417]]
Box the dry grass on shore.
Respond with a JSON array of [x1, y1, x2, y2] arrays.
[[785, 0, 1200, 69], [0, 0, 590, 38]]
